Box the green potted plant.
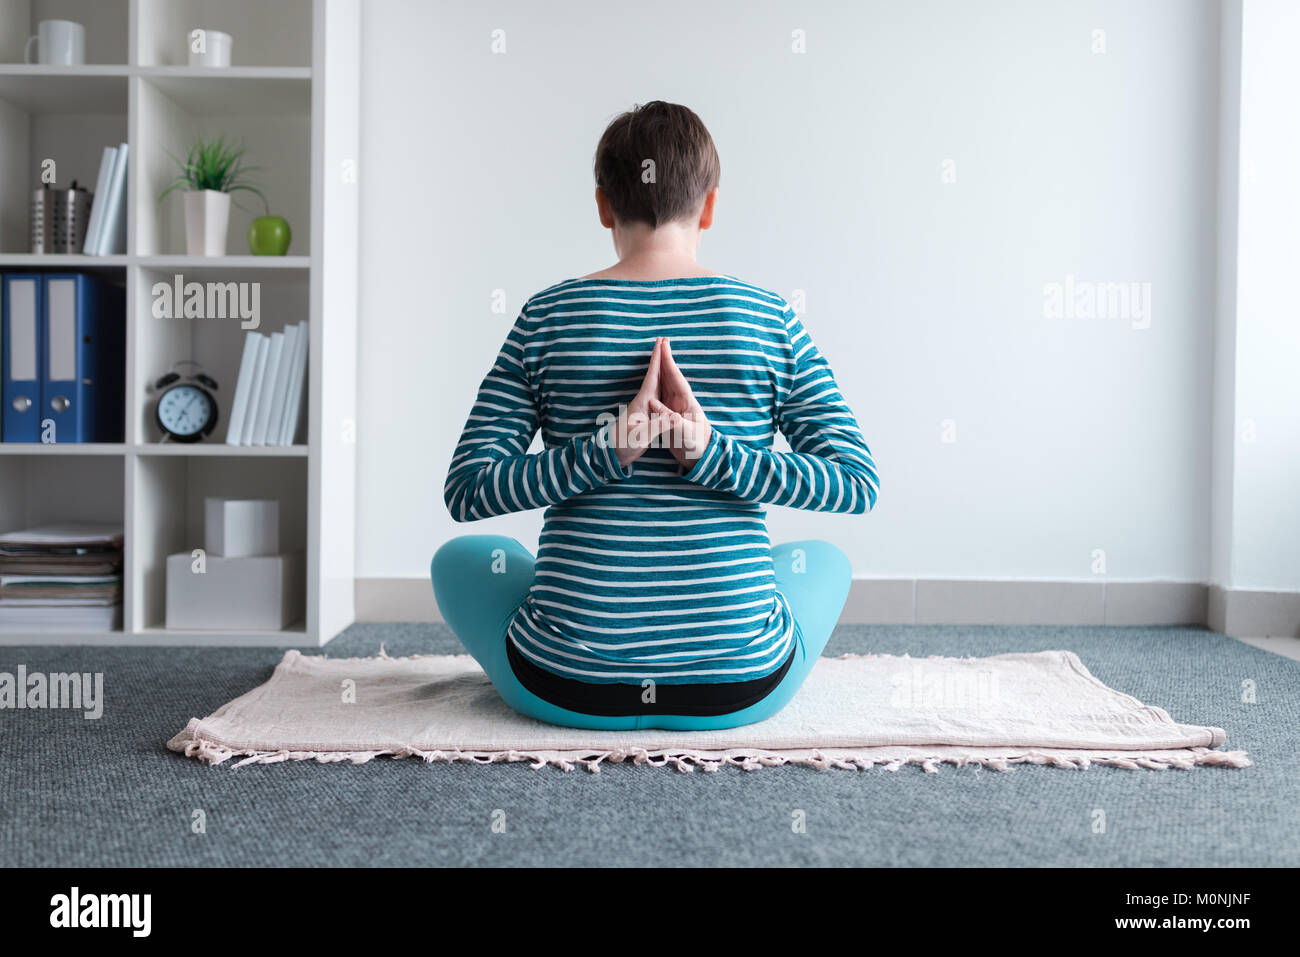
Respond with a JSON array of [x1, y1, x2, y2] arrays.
[[160, 136, 266, 257]]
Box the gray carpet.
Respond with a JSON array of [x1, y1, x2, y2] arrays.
[[2, 624, 1296, 867]]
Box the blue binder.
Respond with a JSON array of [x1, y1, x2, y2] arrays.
[[2, 274, 43, 442], [39, 273, 125, 443]]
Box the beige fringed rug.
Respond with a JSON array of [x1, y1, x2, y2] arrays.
[[167, 649, 1251, 773]]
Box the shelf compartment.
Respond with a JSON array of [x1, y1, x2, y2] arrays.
[[135, 0, 312, 68], [130, 453, 307, 633], [0, 79, 128, 254], [0, 449, 125, 634], [134, 77, 310, 257], [0, 272, 126, 442], [132, 265, 309, 445], [0, 453, 124, 646], [0, 0, 130, 66], [0, 451, 124, 527]]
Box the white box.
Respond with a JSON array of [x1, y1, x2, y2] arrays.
[[205, 497, 279, 557], [165, 551, 305, 631]]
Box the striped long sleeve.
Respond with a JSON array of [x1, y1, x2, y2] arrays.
[[443, 314, 632, 522], [681, 309, 879, 513], [440, 276, 876, 686]]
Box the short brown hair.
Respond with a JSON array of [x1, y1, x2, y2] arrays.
[[593, 101, 721, 227]]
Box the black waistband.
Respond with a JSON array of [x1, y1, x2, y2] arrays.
[[506, 638, 795, 717]]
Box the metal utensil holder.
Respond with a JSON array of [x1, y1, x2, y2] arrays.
[[30, 184, 93, 254]]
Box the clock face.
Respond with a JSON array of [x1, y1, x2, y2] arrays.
[[157, 384, 215, 439]]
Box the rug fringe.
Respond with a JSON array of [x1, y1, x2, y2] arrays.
[[168, 731, 1252, 774]]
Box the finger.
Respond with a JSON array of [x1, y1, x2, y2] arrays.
[[661, 338, 681, 377], [647, 409, 675, 442], [638, 337, 663, 398], [648, 396, 679, 420], [663, 340, 695, 395], [647, 397, 681, 436], [622, 409, 662, 452], [640, 402, 679, 446], [681, 418, 708, 451]]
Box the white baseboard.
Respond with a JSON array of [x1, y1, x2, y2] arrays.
[[355, 578, 442, 622], [355, 577, 1296, 638], [1208, 585, 1300, 638]]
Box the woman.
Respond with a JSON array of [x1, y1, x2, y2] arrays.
[[433, 102, 877, 731]]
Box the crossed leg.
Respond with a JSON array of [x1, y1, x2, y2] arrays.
[[430, 535, 851, 731]]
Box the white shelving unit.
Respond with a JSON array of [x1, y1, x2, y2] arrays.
[[0, 0, 359, 646]]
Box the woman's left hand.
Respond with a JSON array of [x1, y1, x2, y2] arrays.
[[650, 339, 713, 470]]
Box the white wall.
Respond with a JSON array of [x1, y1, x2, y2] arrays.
[[1216, 0, 1300, 590], [356, 0, 1221, 583]]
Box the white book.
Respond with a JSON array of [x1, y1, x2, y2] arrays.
[[225, 332, 265, 445], [278, 321, 309, 445], [262, 323, 299, 446], [0, 574, 121, 586], [92, 142, 129, 255], [249, 331, 284, 446], [238, 335, 271, 446], [0, 603, 122, 632], [0, 523, 124, 546], [80, 146, 118, 255]]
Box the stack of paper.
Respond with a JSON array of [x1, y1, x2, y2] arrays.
[[225, 321, 308, 446], [0, 524, 124, 631], [82, 144, 129, 256]]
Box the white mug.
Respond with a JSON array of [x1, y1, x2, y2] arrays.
[[25, 19, 86, 66], [187, 28, 233, 68]]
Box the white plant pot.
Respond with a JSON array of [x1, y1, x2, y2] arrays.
[[183, 189, 231, 256]]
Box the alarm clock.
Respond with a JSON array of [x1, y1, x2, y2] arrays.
[[150, 361, 219, 443]]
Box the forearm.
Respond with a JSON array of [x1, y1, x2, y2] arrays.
[[682, 428, 877, 514], [444, 423, 631, 521]]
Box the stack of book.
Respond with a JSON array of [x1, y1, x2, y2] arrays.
[[82, 143, 130, 256], [0, 524, 124, 631], [225, 322, 309, 446]]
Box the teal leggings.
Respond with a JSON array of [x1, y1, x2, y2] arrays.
[[430, 536, 851, 731]]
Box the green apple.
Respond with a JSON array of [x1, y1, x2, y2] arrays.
[[248, 215, 291, 255]]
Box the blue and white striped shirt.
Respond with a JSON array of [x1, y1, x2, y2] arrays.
[[444, 276, 877, 684]]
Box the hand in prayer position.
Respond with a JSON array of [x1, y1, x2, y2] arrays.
[[649, 339, 713, 469], [612, 337, 713, 469]]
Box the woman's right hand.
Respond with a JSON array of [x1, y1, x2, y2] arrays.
[[612, 337, 669, 467], [648, 339, 714, 470]]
